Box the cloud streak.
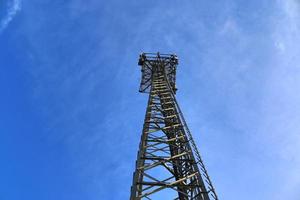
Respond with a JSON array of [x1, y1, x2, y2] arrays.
[[261, 1, 300, 199], [5, 0, 300, 199], [0, 0, 21, 33]]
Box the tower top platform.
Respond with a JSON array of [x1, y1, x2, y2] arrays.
[[138, 52, 178, 93]]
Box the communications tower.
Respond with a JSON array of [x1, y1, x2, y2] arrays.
[[130, 53, 218, 200]]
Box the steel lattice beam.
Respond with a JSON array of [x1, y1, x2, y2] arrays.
[[130, 53, 218, 200]]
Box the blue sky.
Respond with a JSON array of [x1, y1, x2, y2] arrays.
[[1, 0, 300, 199]]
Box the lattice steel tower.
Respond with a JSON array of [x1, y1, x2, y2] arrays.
[[130, 53, 218, 200]]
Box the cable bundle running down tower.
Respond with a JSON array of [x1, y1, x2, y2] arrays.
[[130, 53, 218, 200]]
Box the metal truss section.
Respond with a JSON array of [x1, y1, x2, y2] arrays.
[[138, 53, 178, 94], [131, 53, 218, 200]]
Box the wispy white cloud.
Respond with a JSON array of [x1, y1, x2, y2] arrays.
[[261, 0, 300, 199], [0, 0, 21, 33], [13, 0, 300, 199], [219, 18, 240, 36]]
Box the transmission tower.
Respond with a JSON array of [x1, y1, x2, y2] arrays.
[[130, 53, 218, 200]]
